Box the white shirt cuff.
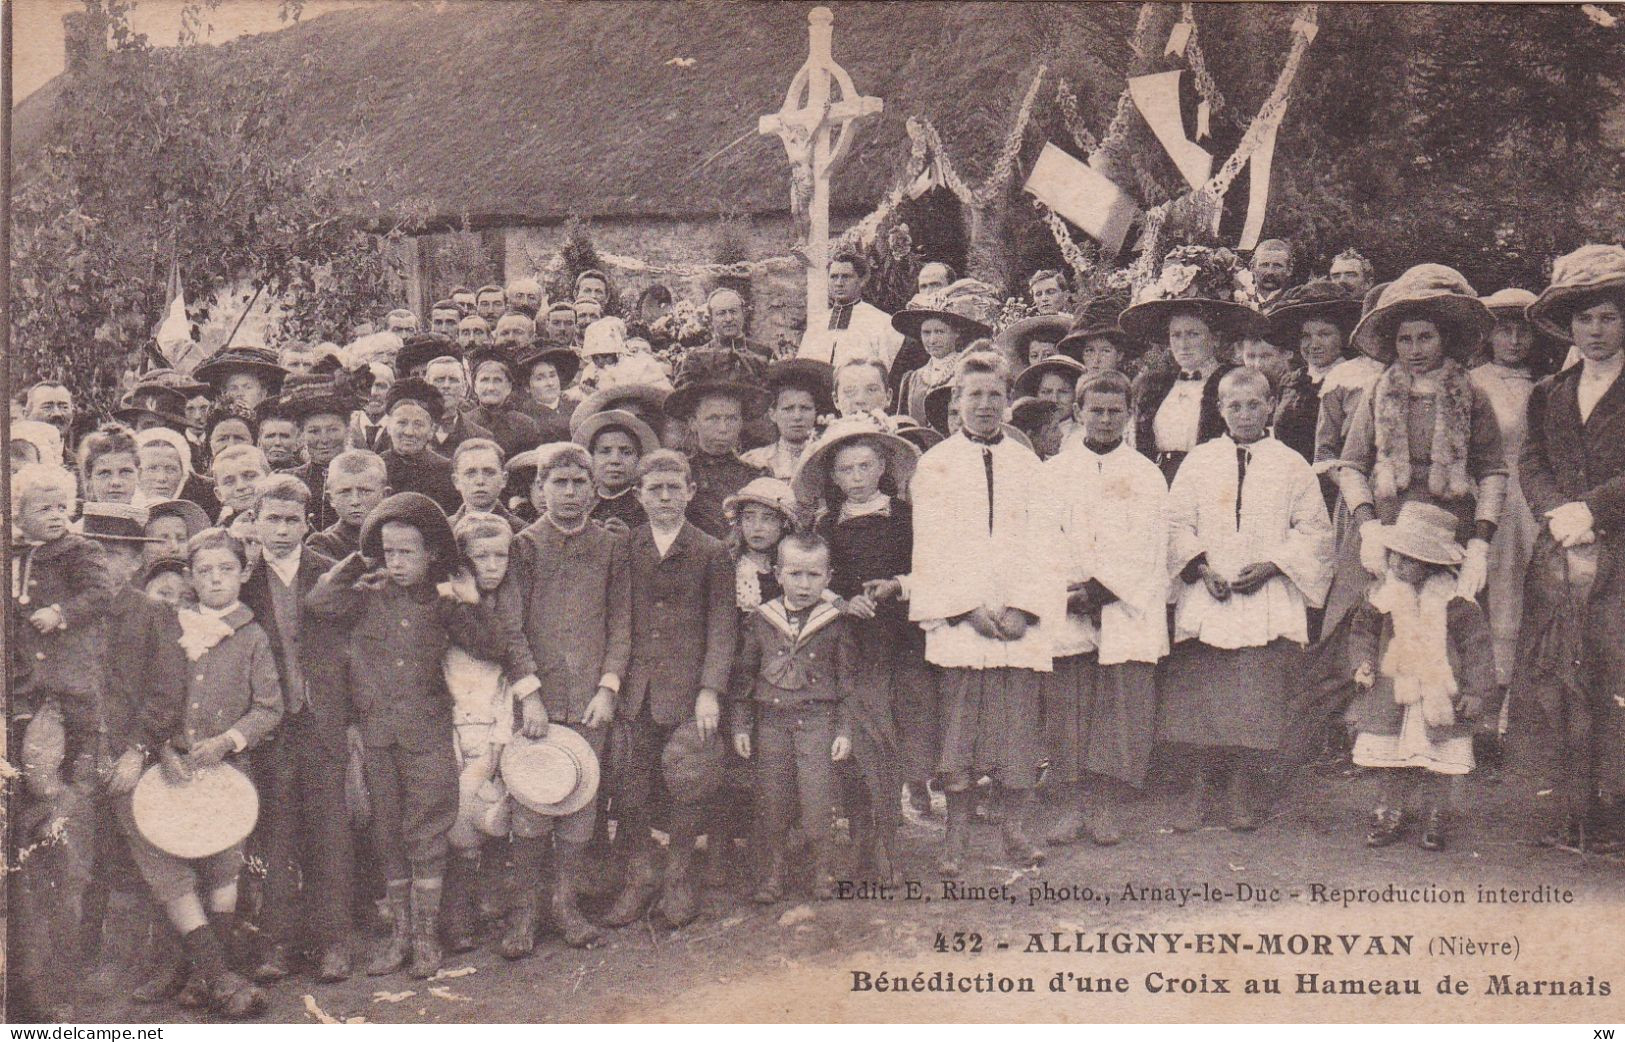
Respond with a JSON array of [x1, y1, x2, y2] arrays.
[[598, 673, 621, 694], [226, 729, 248, 754], [510, 675, 542, 699]]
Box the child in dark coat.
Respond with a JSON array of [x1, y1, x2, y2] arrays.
[[306, 492, 538, 980], [731, 532, 856, 902], [1347, 501, 1497, 852]]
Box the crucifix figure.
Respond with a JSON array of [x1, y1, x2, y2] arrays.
[[759, 6, 882, 334]]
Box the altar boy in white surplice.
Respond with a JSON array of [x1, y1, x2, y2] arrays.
[[909, 351, 1064, 878], [1157, 367, 1333, 835], [1043, 371, 1169, 849]]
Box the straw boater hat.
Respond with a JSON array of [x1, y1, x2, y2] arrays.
[[1014, 355, 1087, 399], [115, 383, 190, 430], [1480, 287, 1538, 320], [763, 358, 836, 416], [724, 476, 799, 523], [1264, 278, 1363, 348], [1056, 293, 1140, 361], [1526, 243, 1625, 342], [500, 726, 600, 816], [891, 291, 994, 343], [995, 314, 1073, 370], [663, 352, 770, 421], [1349, 264, 1492, 364], [192, 345, 287, 394], [1370, 500, 1466, 567], [791, 413, 921, 507], [569, 382, 671, 436], [359, 491, 457, 568], [1118, 247, 1260, 344], [661, 719, 725, 801], [132, 762, 260, 859], [81, 502, 159, 544], [572, 408, 659, 455], [517, 345, 582, 389]]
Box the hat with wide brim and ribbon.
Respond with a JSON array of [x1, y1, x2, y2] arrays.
[[359, 491, 457, 567], [763, 358, 836, 417], [500, 725, 600, 816], [994, 314, 1073, 370], [663, 372, 771, 422], [395, 334, 458, 376], [1264, 278, 1364, 347], [570, 383, 672, 437], [891, 301, 993, 343], [791, 415, 921, 507], [661, 719, 726, 802], [1056, 294, 1142, 361], [132, 761, 260, 858], [1118, 295, 1260, 345], [517, 346, 583, 390], [572, 408, 660, 456], [724, 475, 800, 523], [192, 346, 288, 395], [81, 501, 160, 544], [1349, 264, 1493, 364], [1526, 244, 1625, 342], [1013, 355, 1087, 400], [1368, 500, 1466, 567], [147, 498, 212, 540], [466, 345, 523, 387], [135, 367, 212, 398], [277, 369, 368, 423], [115, 383, 190, 430]]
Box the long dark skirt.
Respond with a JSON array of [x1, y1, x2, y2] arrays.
[[937, 667, 1044, 790], [1042, 654, 1158, 789], [1155, 638, 1304, 753]]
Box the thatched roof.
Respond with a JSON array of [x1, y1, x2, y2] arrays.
[[12, 0, 1134, 230]]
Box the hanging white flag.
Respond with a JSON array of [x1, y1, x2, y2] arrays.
[[155, 260, 203, 373], [1023, 143, 1141, 257], [1129, 70, 1213, 192]]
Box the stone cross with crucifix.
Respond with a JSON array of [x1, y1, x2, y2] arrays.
[[759, 6, 882, 334]]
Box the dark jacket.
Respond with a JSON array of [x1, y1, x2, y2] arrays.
[[465, 404, 544, 459], [241, 548, 347, 749], [591, 488, 647, 530], [729, 599, 857, 742], [432, 410, 494, 458], [1345, 592, 1497, 743], [685, 451, 759, 540], [1271, 367, 1320, 465], [291, 460, 338, 532], [176, 604, 284, 754], [621, 522, 737, 725], [1132, 362, 1235, 466], [381, 447, 461, 516], [100, 586, 188, 758], [10, 532, 115, 709], [306, 520, 361, 559], [498, 518, 632, 722], [305, 554, 526, 750]]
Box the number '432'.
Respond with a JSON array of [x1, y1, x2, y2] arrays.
[[933, 931, 983, 953]]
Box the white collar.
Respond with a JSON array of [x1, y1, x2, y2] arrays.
[[840, 494, 892, 521], [265, 547, 302, 587], [198, 599, 242, 620]]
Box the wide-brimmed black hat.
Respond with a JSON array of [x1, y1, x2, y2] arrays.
[[1118, 248, 1260, 345], [115, 384, 189, 430], [1264, 278, 1363, 347], [396, 333, 458, 376], [465, 345, 522, 386], [1013, 356, 1087, 399], [663, 355, 770, 421], [569, 382, 672, 437], [923, 383, 955, 436], [994, 314, 1072, 371], [763, 358, 835, 416], [134, 367, 212, 398], [193, 346, 287, 394], [1056, 294, 1141, 361], [385, 376, 445, 418], [359, 491, 457, 571], [278, 369, 368, 422], [517, 346, 582, 389]]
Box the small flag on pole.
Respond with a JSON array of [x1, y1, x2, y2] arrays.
[[155, 259, 203, 373], [1023, 143, 1141, 257]]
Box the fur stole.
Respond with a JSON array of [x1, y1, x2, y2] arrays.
[[1371, 359, 1473, 510], [1369, 571, 1458, 727]]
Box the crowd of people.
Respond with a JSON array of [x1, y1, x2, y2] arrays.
[[8, 237, 1625, 1022]]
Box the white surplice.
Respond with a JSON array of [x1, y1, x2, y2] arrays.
[[1167, 434, 1333, 649], [1046, 440, 1170, 665], [909, 431, 1064, 671], [797, 300, 905, 370]]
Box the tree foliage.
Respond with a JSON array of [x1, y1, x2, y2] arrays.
[[10, 0, 421, 412]]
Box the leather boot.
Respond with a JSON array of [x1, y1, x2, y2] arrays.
[[440, 853, 480, 954], [133, 922, 188, 1004], [366, 881, 411, 976], [601, 833, 660, 927], [999, 789, 1046, 865], [810, 841, 837, 900], [751, 839, 788, 904], [656, 841, 699, 928], [1365, 806, 1406, 847], [551, 842, 603, 949], [938, 790, 973, 877], [1173, 770, 1211, 833], [183, 924, 266, 1021], [1418, 805, 1448, 851], [497, 837, 546, 959], [1227, 767, 1260, 832], [408, 881, 442, 980]]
